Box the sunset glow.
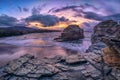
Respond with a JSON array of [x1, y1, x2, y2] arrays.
[[28, 20, 86, 30]]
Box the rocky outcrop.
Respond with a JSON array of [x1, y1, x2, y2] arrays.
[[54, 25, 84, 41], [87, 20, 120, 53], [91, 20, 120, 44], [86, 42, 107, 53], [0, 53, 120, 80], [0, 54, 87, 80], [102, 38, 120, 69]]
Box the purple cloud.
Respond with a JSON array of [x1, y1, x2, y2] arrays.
[[25, 14, 69, 27]]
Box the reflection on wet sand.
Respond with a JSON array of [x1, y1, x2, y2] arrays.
[[0, 43, 18, 54], [0, 43, 80, 67], [0, 32, 91, 67]]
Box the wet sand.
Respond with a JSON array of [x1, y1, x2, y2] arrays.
[[0, 32, 91, 67]]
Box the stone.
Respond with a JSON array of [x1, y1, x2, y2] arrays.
[[29, 64, 59, 77], [102, 38, 120, 69], [44, 55, 65, 64], [53, 71, 86, 80], [0, 54, 119, 80], [44, 64, 60, 75], [9, 77, 31, 80], [86, 42, 106, 52], [91, 20, 120, 44], [65, 55, 87, 65], [5, 60, 23, 73], [54, 25, 84, 41], [15, 63, 37, 76], [55, 63, 72, 71], [5, 54, 34, 73], [103, 47, 120, 69]]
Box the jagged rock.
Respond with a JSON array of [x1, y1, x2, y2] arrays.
[[0, 54, 87, 79], [65, 55, 87, 65], [102, 38, 120, 54], [54, 25, 84, 41], [116, 28, 120, 39], [86, 42, 106, 53], [0, 54, 119, 80], [52, 72, 69, 80], [102, 38, 120, 69], [91, 20, 120, 44], [5, 54, 34, 73], [55, 63, 72, 71], [52, 71, 86, 80], [52, 55, 65, 62]]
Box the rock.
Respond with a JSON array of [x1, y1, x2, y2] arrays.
[[91, 20, 120, 44], [65, 55, 87, 65], [116, 29, 120, 39], [86, 42, 106, 53], [52, 71, 86, 80], [54, 25, 84, 41], [103, 47, 120, 69], [55, 63, 72, 71], [102, 38, 120, 69], [0, 54, 87, 79], [15, 63, 37, 76], [53, 55, 65, 62], [5, 54, 34, 73], [52, 72, 69, 80], [0, 54, 119, 80], [102, 38, 120, 53]]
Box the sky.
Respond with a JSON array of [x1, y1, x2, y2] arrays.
[[0, 0, 120, 28]]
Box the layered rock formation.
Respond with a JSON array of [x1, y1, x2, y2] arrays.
[[91, 20, 120, 44], [0, 54, 87, 80], [102, 38, 120, 69], [0, 54, 120, 80], [87, 20, 120, 52], [54, 25, 84, 41], [87, 20, 120, 69]]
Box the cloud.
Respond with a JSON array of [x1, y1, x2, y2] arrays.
[[17, 6, 29, 12], [31, 7, 40, 15], [103, 13, 120, 20], [59, 16, 69, 22], [0, 14, 18, 27], [31, 4, 47, 15], [50, 3, 98, 13], [48, 4, 104, 21], [26, 1, 120, 15], [48, 7, 56, 13], [83, 12, 104, 21], [83, 3, 98, 10], [51, 5, 82, 13], [50, 5, 103, 21], [48, 1, 120, 21], [74, 11, 104, 21], [81, 21, 98, 32], [23, 8, 29, 12], [25, 14, 69, 27], [17, 6, 22, 12]]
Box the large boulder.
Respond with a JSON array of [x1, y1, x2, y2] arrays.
[[54, 25, 84, 41], [91, 20, 120, 44], [102, 38, 120, 69]]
